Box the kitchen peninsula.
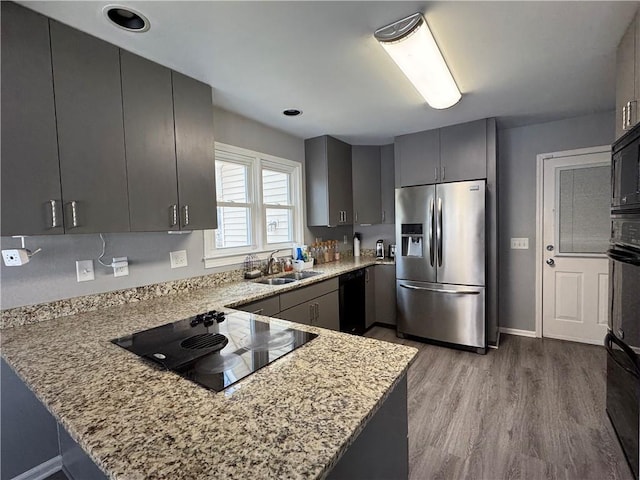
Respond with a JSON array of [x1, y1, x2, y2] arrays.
[[1, 258, 416, 479]]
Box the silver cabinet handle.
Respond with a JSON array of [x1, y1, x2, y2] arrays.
[[428, 198, 434, 267], [314, 303, 319, 322], [70, 201, 78, 228], [400, 284, 480, 295], [169, 204, 178, 227], [437, 197, 443, 267], [623, 105, 628, 131], [49, 200, 59, 228], [382, 210, 386, 223], [182, 205, 190, 227], [627, 101, 636, 129], [355, 211, 358, 223], [434, 167, 438, 181], [309, 304, 315, 324], [441, 166, 445, 181]]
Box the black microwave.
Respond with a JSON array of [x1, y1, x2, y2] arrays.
[[612, 122, 640, 214]]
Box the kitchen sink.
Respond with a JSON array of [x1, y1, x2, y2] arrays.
[[254, 277, 298, 286], [281, 271, 322, 280]]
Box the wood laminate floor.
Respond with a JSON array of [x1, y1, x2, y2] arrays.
[[365, 326, 633, 480]]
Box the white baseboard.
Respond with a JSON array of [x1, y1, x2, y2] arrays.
[[499, 327, 537, 338], [11, 456, 62, 480]]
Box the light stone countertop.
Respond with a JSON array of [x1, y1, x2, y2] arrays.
[[1, 257, 416, 480]]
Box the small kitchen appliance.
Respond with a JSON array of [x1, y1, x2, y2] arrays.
[[111, 310, 317, 393], [376, 239, 385, 259], [389, 244, 396, 259]]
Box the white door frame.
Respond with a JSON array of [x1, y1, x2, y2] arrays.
[[534, 145, 610, 338]]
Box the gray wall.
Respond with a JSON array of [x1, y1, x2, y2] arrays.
[[1, 107, 306, 310], [498, 110, 615, 331], [356, 224, 395, 250], [1, 359, 59, 479]]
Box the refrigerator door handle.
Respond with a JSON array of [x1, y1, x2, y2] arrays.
[[399, 284, 480, 295], [437, 197, 443, 267], [428, 198, 435, 266]]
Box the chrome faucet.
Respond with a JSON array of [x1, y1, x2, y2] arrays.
[[267, 249, 282, 275]]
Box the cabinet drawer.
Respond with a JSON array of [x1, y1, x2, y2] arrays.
[[235, 295, 280, 317], [279, 278, 339, 311]]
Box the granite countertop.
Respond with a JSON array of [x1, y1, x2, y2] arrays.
[[1, 257, 416, 480]]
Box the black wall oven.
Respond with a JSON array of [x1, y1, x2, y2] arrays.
[[607, 123, 640, 480]]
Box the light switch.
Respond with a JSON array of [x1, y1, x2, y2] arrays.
[[510, 238, 529, 249]]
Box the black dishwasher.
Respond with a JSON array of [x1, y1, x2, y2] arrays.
[[339, 269, 366, 335]]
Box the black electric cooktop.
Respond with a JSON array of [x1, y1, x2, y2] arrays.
[[111, 310, 317, 393]]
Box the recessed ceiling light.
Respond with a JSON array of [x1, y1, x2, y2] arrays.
[[283, 109, 302, 117], [103, 5, 150, 32]]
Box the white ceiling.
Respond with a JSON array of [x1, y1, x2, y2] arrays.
[[20, 1, 639, 144]]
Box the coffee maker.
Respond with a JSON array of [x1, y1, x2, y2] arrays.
[[376, 239, 385, 259]]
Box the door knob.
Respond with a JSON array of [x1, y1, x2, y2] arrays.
[[546, 258, 555, 266]]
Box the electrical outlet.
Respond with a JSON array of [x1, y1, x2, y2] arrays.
[[510, 238, 529, 249], [76, 260, 95, 282], [170, 250, 188, 269], [113, 256, 129, 277]]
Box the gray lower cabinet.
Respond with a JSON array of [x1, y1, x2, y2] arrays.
[[374, 264, 396, 326], [394, 129, 440, 187], [1, 3, 63, 236], [380, 144, 395, 224], [50, 20, 130, 234], [275, 278, 340, 330], [352, 146, 382, 226], [305, 135, 353, 226], [235, 295, 280, 317], [365, 266, 376, 329], [440, 119, 487, 182], [120, 50, 179, 232], [173, 72, 218, 230]]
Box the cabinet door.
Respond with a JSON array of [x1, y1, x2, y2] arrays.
[[235, 295, 280, 317], [440, 119, 487, 182], [352, 146, 381, 225], [394, 129, 440, 187], [50, 21, 129, 234], [173, 72, 217, 230], [375, 265, 397, 326], [275, 301, 314, 326], [365, 267, 376, 329], [315, 291, 340, 331], [380, 144, 395, 224], [327, 136, 353, 224], [121, 51, 178, 232], [616, 17, 636, 140], [1, 3, 63, 236], [305, 136, 330, 226]]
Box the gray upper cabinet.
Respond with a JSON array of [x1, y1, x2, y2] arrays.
[[395, 119, 493, 187], [616, 13, 638, 139], [1, 3, 63, 236], [394, 129, 440, 187], [380, 144, 395, 224], [121, 51, 179, 232], [306, 135, 353, 226], [173, 72, 217, 231], [439, 119, 487, 182], [50, 20, 130, 234], [352, 146, 381, 225]]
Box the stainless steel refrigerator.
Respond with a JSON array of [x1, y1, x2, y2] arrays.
[[395, 181, 486, 353]]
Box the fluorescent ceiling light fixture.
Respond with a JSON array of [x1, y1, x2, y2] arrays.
[[375, 13, 461, 109]]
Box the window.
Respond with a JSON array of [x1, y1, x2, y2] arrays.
[[204, 143, 303, 268]]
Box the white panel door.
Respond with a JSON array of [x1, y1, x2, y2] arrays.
[[542, 150, 610, 345]]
